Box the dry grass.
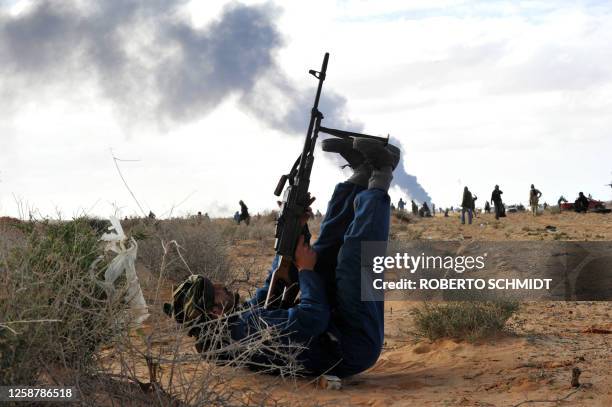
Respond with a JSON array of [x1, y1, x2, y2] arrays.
[[411, 301, 519, 341]]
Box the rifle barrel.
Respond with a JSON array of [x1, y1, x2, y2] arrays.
[[295, 53, 329, 186]]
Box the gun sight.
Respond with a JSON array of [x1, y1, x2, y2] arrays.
[[309, 69, 325, 80]]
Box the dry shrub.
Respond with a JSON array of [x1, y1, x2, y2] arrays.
[[0, 219, 123, 385], [224, 210, 322, 244], [412, 301, 519, 341], [262, 210, 279, 223], [226, 219, 275, 242], [393, 210, 412, 223], [135, 218, 232, 283], [0, 217, 26, 250], [134, 212, 299, 268]]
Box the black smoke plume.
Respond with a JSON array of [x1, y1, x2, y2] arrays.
[[0, 0, 431, 202]]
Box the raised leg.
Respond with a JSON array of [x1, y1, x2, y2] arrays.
[[313, 182, 365, 252], [332, 188, 390, 377]]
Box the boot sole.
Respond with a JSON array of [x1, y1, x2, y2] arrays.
[[353, 138, 400, 169]]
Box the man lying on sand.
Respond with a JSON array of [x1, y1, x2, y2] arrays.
[[164, 137, 399, 378]]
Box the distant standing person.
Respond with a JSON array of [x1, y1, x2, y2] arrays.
[[238, 200, 251, 225], [397, 198, 406, 211], [529, 184, 542, 216], [421, 202, 431, 217], [461, 187, 474, 225], [484, 201, 491, 214], [411, 200, 418, 215], [432, 203, 436, 216], [472, 194, 478, 218], [491, 185, 504, 220]]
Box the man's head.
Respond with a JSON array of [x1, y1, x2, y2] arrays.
[[531, 184, 535, 189], [163, 275, 240, 325]]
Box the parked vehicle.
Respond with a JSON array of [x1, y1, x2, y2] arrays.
[[560, 198, 611, 213]]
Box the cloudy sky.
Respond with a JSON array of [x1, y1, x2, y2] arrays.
[[1, 0, 611, 219]]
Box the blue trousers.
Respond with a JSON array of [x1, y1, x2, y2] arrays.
[[461, 207, 472, 224], [312, 182, 390, 376]]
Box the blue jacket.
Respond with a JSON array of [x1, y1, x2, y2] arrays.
[[228, 255, 346, 376]]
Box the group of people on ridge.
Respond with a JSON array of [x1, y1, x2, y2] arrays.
[[395, 197, 431, 217], [461, 184, 521, 224], [457, 184, 593, 224]]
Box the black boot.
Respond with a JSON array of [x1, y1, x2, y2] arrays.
[[353, 139, 400, 191], [322, 138, 370, 187], [321, 138, 364, 167]]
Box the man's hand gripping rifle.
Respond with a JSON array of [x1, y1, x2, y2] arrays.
[[264, 53, 389, 309]]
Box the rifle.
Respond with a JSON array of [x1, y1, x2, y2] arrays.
[[264, 53, 388, 309], [263, 52, 328, 309]]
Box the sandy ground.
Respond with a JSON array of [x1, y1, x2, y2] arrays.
[[110, 211, 611, 406], [390, 209, 612, 242]]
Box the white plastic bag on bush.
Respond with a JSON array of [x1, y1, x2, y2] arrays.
[[99, 216, 149, 326]]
